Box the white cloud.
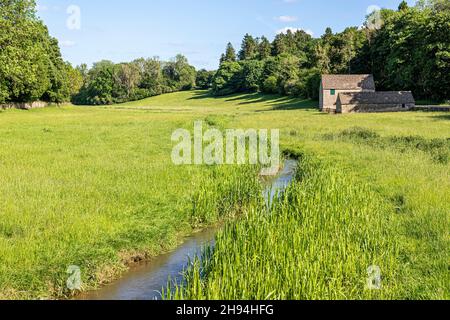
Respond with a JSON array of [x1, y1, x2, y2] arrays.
[[276, 15, 298, 22], [36, 4, 48, 12], [304, 29, 314, 36], [366, 5, 381, 15], [277, 27, 300, 34], [276, 27, 314, 37], [366, 5, 383, 30], [60, 40, 76, 47], [36, 5, 61, 12]]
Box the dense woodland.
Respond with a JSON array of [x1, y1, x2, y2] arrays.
[[0, 0, 449, 105], [211, 0, 450, 101], [72, 55, 196, 105]]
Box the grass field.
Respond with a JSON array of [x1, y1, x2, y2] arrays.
[[0, 91, 449, 299]]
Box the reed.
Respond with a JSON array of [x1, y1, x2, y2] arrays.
[[167, 154, 445, 299]]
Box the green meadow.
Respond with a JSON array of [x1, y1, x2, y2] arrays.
[[0, 91, 449, 299]]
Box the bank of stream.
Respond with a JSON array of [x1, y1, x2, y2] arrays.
[[76, 159, 298, 300]]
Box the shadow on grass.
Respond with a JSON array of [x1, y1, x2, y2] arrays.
[[188, 91, 215, 100], [188, 90, 318, 111], [432, 114, 450, 121]]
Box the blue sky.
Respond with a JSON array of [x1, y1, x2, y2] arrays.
[[36, 0, 416, 70]]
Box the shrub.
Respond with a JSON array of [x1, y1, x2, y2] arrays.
[[340, 127, 380, 141], [212, 62, 243, 96], [262, 76, 278, 94]]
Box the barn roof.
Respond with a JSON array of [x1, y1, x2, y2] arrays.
[[322, 74, 375, 90], [337, 91, 416, 105]]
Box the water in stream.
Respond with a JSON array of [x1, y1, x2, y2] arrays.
[[76, 160, 297, 300]]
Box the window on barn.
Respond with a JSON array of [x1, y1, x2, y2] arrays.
[[402, 104, 406, 108], [330, 89, 336, 96]]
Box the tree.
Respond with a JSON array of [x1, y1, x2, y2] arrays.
[[366, 5, 450, 100], [85, 60, 115, 105], [240, 60, 264, 92], [65, 64, 83, 98], [0, 0, 76, 103], [261, 56, 282, 87], [220, 43, 237, 63], [113, 62, 141, 101], [0, 0, 47, 102], [163, 54, 196, 91], [258, 36, 272, 60], [73, 55, 197, 105], [398, 1, 409, 11], [300, 68, 321, 99], [414, 8, 450, 100], [263, 76, 278, 94], [42, 37, 75, 103], [335, 27, 367, 74], [76, 64, 89, 82], [136, 57, 163, 96], [323, 28, 334, 42], [239, 34, 258, 60], [313, 42, 331, 73], [271, 30, 314, 59], [272, 33, 288, 56], [293, 30, 313, 55], [432, 0, 450, 11], [196, 69, 215, 89], [277, 54, 301, 95], [212, 62, 243, 95], [416, 0, 450, 11], [213, 5, 449, 102], [262, 54, 302, 95]]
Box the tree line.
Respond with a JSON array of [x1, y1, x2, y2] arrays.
[[73, 55, 196, 105], [1, 0, 449, 105], [210, 0, 450, 102], [0, 0, 197, 106]]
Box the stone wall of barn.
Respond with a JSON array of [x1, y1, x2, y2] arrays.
[[0, 101, 48, 110], [321, 89, 374, 113], [319, 82, 323, 111], [337, 103, 415, 114]]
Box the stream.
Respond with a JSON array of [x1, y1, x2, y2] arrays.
[[76, 159, 298, 300]]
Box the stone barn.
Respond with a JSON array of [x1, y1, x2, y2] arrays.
[[336, 91, 416, 113], [319, 74, 376, 113]]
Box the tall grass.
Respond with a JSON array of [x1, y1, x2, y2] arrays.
[[166, 154, 447, 299], [323, 127, 450, 164], [190, 165, 262, 226]]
